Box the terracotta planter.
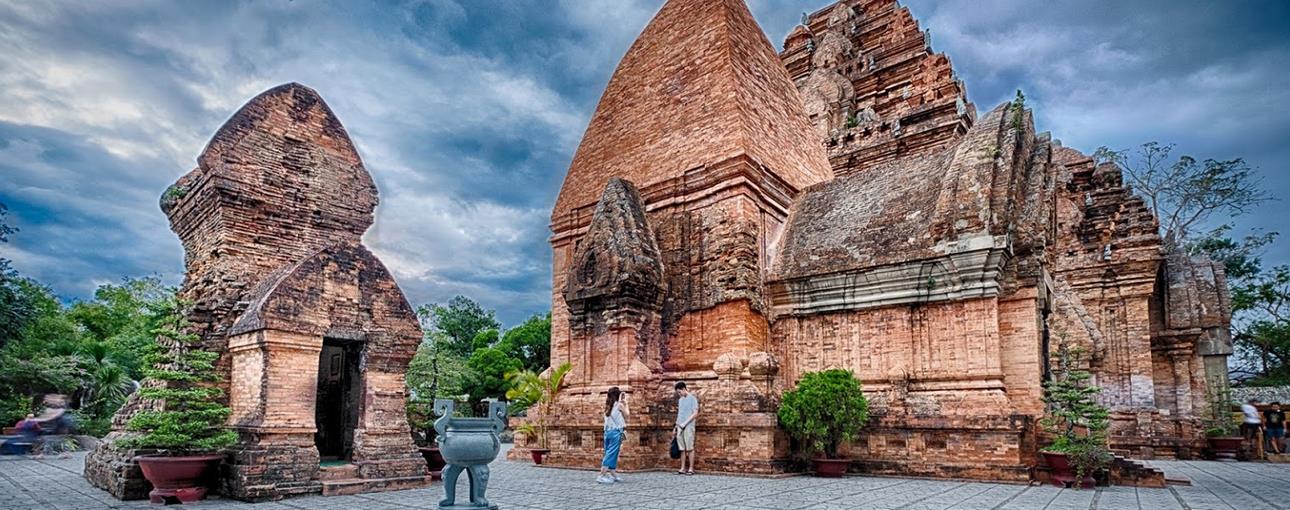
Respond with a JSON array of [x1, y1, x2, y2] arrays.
[[811, 458, 850, 478], [1042, 451, 1094, 489], [418, 447, 446, 480], [529, 448, 550, 465], [134, 454, 223, 504], [1208, 436, 1243, 460]]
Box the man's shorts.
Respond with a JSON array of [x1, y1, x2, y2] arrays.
[[1268, 427, 1286, 439], [676, 423, 696, 451]]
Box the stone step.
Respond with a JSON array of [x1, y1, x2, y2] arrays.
[[1166, 475, 1192, 486], [320, 475, 432, 497], [318, 464, 359, 481], [1108, 455, 1170, 488]]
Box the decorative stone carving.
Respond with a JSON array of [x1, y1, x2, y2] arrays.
[[563, 177, 664, 330]]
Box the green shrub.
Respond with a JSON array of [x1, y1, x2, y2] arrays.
[[121, 298, 236, 453], [0, 394, 34, 426], [777, 368, 870, 459]]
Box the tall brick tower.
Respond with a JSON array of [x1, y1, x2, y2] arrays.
[[537, 0, 832, 472]]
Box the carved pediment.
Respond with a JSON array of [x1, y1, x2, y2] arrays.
[[563, 178, 664, 310]]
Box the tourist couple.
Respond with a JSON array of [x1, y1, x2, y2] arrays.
[[596, 381, 699, 484]]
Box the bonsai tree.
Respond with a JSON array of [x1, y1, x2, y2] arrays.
[[121, 298, 236, 453], [1041, 343, 1112, 484], [1201, 378, 1239, 438], [504, 362, 571, 449], [777, 368, 870, 459]]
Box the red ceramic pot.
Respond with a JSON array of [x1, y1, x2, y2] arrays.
[[1042, 451, 1095, 489], [418, 447, 446, 480], [529, 448, 550, 465], [134, 454, 222, 504], [812, 458, 850, 478], [1208, 436, 1243, 460]]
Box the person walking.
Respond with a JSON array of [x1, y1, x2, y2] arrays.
[[673, 381, 699, 475], [597, 387, 628, 484], [1264, 402, 1285, 455], [1242, 398, 1263, 441]]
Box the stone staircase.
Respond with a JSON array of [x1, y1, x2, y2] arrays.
[[1033, 454, 1183, 488], [317, 463, 431, 497], [1108, 455, 1181, 488]]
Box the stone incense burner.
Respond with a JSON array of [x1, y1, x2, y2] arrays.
[[434, 399, 507, 510]]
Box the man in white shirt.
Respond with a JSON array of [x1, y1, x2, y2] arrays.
[[1242, 399, 1263, 443], [674, 381, 699, 475]]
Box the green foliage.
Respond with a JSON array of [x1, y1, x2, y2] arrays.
[[1010, 89, 1026, 130], [1201, 379, 1239, 437], [461, 347, 522, 405], [0, 392, 36, 425], [504, 362, 571, 448], [423, 296, 500, 357], [1190, 226, 1288, 385], [496, 313, 551, 371], [0, 204, 34, 347], [406, 331, 469, 444], [1041, 343, 1112, 484], [777, 369, 870, 459], [844, 114, 859, 129], [1232, 264, 1290, 386], [471, 328, 499, 352], [121, 297, 236, 453]]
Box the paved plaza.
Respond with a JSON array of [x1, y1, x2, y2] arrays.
[[3, 448, 1290, 510]]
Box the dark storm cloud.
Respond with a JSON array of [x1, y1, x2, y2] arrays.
[[0, 0, 1286, 326]]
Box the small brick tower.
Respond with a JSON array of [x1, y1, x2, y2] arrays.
[[85, 83, 428, 501]]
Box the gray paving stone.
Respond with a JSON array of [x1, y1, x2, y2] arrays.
[[4, 450, 1290, 509]]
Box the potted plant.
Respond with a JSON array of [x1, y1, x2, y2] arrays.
[[121, 298, 237, 504], [777, 369, 870, 477], [1040, 344, 1111, 489], [505, 362, 571, 464], [1201, 379, 1241, 460]]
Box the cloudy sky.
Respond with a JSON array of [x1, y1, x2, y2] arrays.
[[1, 0, 1286, 326]]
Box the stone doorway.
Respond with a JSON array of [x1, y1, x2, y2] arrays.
[[316, 338, 363, 461]]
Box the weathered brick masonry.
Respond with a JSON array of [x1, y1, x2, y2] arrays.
[[523, 0, 1232, 480], [85, 83, 428, 500]]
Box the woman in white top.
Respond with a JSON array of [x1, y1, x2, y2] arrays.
[[597, 387, 628, 484]]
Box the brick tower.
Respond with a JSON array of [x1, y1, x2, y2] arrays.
[[532, 0, 833, 473], [85, 83, 428, 500]]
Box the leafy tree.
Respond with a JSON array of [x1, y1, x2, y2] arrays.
[[497, 313, 551, 371], [122, 297, 236, 453], [68, 276, 169, 379], [1230, 265, 1290, 385], [423, 296, 500, 356], [1190, 227, 1289, 385], [470, 328, 499, 352], [406, 331, 469, 444], [777, 369, 870, 459], [461, 347, 521, 406], [0, 203, 34, 347], [1041, 343, 1112, 484], [1095, 142, 1271, 249]]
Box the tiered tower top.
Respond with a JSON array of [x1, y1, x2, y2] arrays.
[[552, 0, 832, 220]]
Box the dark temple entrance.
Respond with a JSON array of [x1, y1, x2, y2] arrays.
[[316, 338, 363, 461]]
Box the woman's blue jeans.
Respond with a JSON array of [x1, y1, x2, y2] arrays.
[[602, 428, 623, 469]]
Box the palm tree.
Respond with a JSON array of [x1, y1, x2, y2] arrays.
[[79, 341, 133, 416], [505, 362, 571, 449]]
